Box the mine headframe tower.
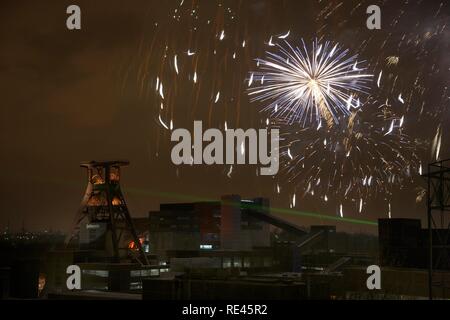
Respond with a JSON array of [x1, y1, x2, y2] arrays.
[[65, 160, 149, 265], [423, 159, 450, 299]]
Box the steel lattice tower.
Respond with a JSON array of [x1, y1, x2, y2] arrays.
[[423, 159, 450, 299], [66, 160, 149, 265]]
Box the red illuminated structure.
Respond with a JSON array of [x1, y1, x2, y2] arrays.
[[65, 160, 149, 265]]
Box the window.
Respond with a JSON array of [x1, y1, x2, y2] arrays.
[[222, 257, 231, 268], [151, 269, 159, 276], [130, 270, 141, 277], [86, 224, 100, 230], [131, 269, 159, 277], [233, 257, 242, 268], [141, 270, 153, 277], [130, 282, 142, 290], [82, 270, 109, 277], [200, 244, 213, 250]]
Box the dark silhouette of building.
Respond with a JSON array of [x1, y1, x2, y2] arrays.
[[378, 218, 450, 270], [148, 195, 273, 258]]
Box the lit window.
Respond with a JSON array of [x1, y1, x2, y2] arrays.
[[150, 269, 159, 276], [222, 257, 231, 268], [82, 270, 109, 277], [131, 269, 159, 277], [130, 270, 141, 277], [130, 282, 142, 290]]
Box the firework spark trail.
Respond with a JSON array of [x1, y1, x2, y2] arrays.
[[277, 109, 423, 206], [130, 0, 447, 149], [248, 39, 373, 127], [123, 0, 448, 219]]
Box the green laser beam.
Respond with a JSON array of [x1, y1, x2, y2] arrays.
[[125, 189, 378, 227], [4, 173, 377, 227]]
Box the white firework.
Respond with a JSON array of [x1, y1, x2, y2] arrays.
[[248, 39, 373, 127]]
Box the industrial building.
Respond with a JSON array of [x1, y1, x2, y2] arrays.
[[378, 218, 450, 270], [146, 195, 366, 275], [148, 195, 272, 259], [15, 160, 380, 300]]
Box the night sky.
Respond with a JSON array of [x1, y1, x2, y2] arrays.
[[1, 0, 449, 233]]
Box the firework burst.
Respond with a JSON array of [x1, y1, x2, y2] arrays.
[[277, 106, 423, 208], [248, 39, 373, 127]]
